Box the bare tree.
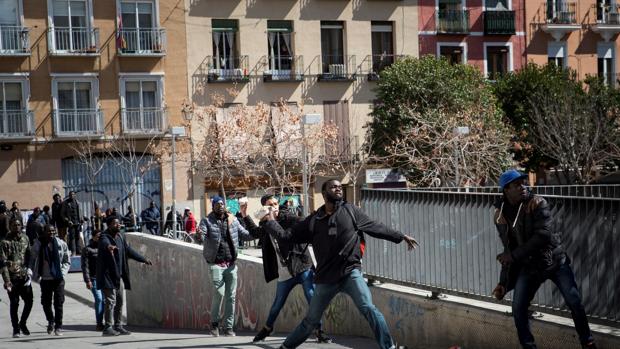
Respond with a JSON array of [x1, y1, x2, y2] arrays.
[[68, 136, 108, 217]]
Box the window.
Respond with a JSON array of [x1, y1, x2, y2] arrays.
[[52, 76, 100, 135], [597, 0, 619, 23], [547, 42, 566, 67], [598, 43, 615, 86], [371, 21, 394, 73], [0, 79, 28, 135], [485, 44, 510, 80], [323, 100, 350, 158], [0, 0, 24, 51], [485, 0, 510, 10], [267, 20, 293, 74], [439, 44, 465, 64], [50, 0, 93, 52], [438, 0, 463, 12], [120, 76, 164, 133], [320, 21, 344, 74], [212, 19, 238, 70], [120, 1, 160, 52]]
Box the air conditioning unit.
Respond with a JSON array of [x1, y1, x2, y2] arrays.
[[329, 64, 346, 77]]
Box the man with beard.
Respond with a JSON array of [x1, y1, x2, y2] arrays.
[[0, 218, 33, 338], [492, 170, 595, 349], [97, 218, 152, 336], [263, 179, 419, 349]]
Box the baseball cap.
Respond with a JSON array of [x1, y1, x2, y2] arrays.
[[499, 169, 528, 192]]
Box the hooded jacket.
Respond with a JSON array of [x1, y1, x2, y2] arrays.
[[29, 236, 71, 281], [96, 230, 148, 290]]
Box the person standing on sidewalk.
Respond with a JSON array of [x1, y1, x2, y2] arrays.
[[141, 201, 160, 235], [200, 195, 258, 337], [29, 224, 71, 336], [248, 194, 331, 343], [263, 179, 419, 349], [61, 191, 83, 255], [82, 229, 104, 330], [492, 170, 596, 349], [97, 217, 152, 336], [51, 194, 66, 239], [0, 217, 33, 338]]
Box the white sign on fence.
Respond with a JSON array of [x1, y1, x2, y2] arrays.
[[365, 168, 406, 184]]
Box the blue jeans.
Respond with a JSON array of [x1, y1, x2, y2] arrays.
[[283, 269, 393, 349], [209, 264, 238, 330], [91, 279, 104, 325], [266, 269, 320, 329], [512, 262, 593, 349]]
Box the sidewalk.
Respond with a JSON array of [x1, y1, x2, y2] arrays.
[[0, 270, 378, 348]]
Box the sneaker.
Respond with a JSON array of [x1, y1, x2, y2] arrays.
[[113, 326, 131, 335], [12, 329, 20, 338], [102, 326, 120, 336], [253, 326, 272, 342], [96, 324, 105, 331], [46, 323, 53, 335], [54, 328, 63, 336], [209, 327, 219, 337], [315, 329, 332, 343], [19, 323, 30, 336], [222, 328, 235, 336]]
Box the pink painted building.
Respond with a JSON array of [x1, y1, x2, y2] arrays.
[[419, 0, 527, 78]]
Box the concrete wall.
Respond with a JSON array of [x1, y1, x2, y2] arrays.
[[125, 233, 620, 349]]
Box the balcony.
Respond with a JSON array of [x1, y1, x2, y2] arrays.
[[53, 109, 103, 138], [598, 72, 620, 87], [363, 54, 407, 81], [592, 5, 620, 41], [484, 10, 516, 35], [0, 26, 30, 56], [117, 28, 167, 56], [0, 110, 33, 139], [122, 107, 167, 135], [47, 27, 100, 56], [206, 55, 249, 83], [437, 9, 470, 34], [541, 1, 580, 41], [263, 55, 304, 82], [317, 55, 356, 82]]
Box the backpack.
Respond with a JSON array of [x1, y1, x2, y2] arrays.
[[309, 203, 366, 258]]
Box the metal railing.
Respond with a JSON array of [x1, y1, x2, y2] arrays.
[[437, 9, 470, 34], [361, 188, 620, 323], [410, 185, 620, 198], [48, 27, 100, 55], [117, 28, 166, 55], [206, 55, 249, 82], [362, 54, 407, 80], [317, 54, 356, 81], [263, 55, 304, 81], [484, 10, 516, 34], [545, 1, 577, 24], [53, 108, 103, 137], [122, 107, 167, 134], [0, 26, 30, 54], [0, 109, 33, 138], [598, 3, 620, 24], [598, 71, 620, 87]]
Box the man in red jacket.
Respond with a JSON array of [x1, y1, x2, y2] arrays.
[[184, 208, 197, 238]]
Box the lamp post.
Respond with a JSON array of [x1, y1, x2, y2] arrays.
[[182, 104, 194, 212], [453, 126, 470, 188], [170, 126, 185, 239], [301, 113, 321, 217]]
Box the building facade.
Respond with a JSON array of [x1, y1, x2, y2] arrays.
[[0, 0, 188, 217], [419, 0, 527, 79]]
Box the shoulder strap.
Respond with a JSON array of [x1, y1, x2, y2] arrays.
[[343, 203, 358, 232]]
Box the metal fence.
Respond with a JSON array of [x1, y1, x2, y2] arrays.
[[410, 185, 620, 198], [361, 188, 620, 324]]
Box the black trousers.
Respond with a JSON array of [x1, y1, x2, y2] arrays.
[[67, 225, 83, 255], [7, 278, 33, 331], [40, 278, 65, 329]]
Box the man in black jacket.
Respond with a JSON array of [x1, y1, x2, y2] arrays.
[[245, 195, 331, 344], [60, 191, 83, 254], [263, 179, 418, 349], [97, 218, 152, 336], [492, 170, 595, 349], [82, 230, 104, 330]]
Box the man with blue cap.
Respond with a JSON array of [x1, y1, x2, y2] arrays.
[[199, 195, 258, 337], [492, 170, 595, 349]]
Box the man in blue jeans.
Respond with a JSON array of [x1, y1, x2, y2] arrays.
[[492, 170, 596, 349], [244, 194, 331, 343], [263, 179, 419, 349]]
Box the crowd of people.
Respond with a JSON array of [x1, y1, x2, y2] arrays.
[[0, 172, 599, 349]]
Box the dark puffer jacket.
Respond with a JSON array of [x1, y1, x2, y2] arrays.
[[81, 238, 98, 283], [494, 193, 566, 291]]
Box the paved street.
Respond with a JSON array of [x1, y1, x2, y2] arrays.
[[0, 271, 378, 349]]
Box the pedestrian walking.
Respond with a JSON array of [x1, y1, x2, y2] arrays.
[[262, 179, 419, 349], [248, 194, 331, 343], [29, 224, 71, 336], [199, 195, 259, 337], [9, 201, 23, 225], [0, 217, 33, 338], [97, 217, 152, 336], [51, 194, 66, 239], [61, 191, 83, 255], [141, 201, 160, 235], [184, 207, 197, 237], [26, 207, 46, 245], [82, 229, 104, 330], [492, 170, 596, 349]]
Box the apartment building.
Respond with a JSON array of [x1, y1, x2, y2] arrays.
[[526, 1, 620, 85], [418, 0, 526, 79], [0, 0, 188, 216], [185, 0, 418, 210]]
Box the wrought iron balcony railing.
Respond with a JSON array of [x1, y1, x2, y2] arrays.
[[545, 1, 577, 24], [0, 26, 30, 55], [437, 9, 470, 34], [484, 10, 516, 35], [206, 55, 250, 82], [363, 54, 407, 80], [0, 109, 33, 138], [263, 55, 304, 82], [48, 27, 100, 55], [122, 107, 167, 134], [317, 54, 356, 81], [117, 28, 166, 56], [54, 108, 103, 137]]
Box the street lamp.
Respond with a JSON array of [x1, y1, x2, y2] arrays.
[[181, 103, 194, 214], [301, 113, 321, 217], [170, 126, 185, 238], [453, 126, 470, 188]]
